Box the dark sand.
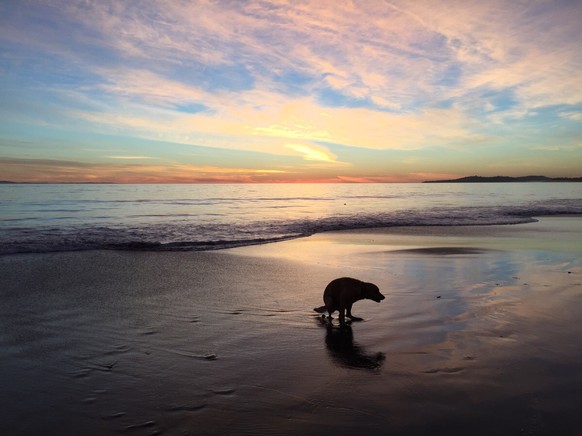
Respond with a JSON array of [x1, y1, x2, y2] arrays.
[[1, 217, 581, 435]]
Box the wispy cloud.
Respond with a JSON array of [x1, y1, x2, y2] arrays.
[[106, 155, 155, 160], [5, 1, 581, 114], [1, 0, 581, 181], [560, 111, 582, 122]]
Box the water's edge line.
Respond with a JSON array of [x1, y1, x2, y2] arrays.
[[4, 213, 581, 257]]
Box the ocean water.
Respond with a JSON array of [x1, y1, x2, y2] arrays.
[[1, 183, 581, 255]]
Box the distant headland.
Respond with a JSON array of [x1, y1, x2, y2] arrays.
[[423, 175, 582, 183]]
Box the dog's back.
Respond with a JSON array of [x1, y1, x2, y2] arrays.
[[324, 277, 363, 301]]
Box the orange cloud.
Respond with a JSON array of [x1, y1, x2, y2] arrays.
[[0, 158, 287, 184]]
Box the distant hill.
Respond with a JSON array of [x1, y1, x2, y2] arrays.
[[423, 175, 582, 183]]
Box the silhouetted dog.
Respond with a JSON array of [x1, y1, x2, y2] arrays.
[[314, 277, 385, 325]]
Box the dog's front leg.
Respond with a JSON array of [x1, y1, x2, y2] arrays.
[[346, 304, 363, 321]]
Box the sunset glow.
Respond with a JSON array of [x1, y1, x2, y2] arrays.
[[1, 1, 581, 183]]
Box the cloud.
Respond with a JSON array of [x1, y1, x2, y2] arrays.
[[106, 155, 154, 160], [5, 1, 581, 114], [69, 2, 579, 113], [2, 0, 581, 181], [0, 157, 286, 183], [285, 142, 343, 165], [72, 93, 485, 152], [532, 139, 582, 152], [68, 66, 485, 153], [559, 111, 582, 121], [413, 1, 582, 111], [96, 68, 208, 108]]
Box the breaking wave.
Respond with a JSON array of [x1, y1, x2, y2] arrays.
[[2, 194, 581, 255]]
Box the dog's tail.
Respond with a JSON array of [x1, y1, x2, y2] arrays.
[[313, 305, 327, 313]]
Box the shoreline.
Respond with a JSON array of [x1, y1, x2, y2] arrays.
[[227, 216, 582, 264], [3, 213, 582, 258], [1, 217, 581, 434]]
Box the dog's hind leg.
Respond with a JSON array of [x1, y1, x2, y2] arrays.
[[323, 296, 335, 320], [338, 308, 347, 326]]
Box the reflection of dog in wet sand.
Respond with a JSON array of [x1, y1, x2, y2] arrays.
[[323, 324, 385, 370], [314, 277, 385, 326]]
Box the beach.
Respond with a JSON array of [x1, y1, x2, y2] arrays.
[[1, 216, 581, 435]]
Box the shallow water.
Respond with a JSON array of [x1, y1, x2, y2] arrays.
[[1, 183, 581, 254]]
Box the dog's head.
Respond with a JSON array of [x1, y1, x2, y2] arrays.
[[363, 282, 385, 302]]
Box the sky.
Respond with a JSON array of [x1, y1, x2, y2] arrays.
[[0, 0, 581, 183]]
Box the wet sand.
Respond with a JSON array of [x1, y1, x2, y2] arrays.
[[1, 217, 581, 435]]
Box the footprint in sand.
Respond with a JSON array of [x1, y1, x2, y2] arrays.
[[139, 328, 158, 336], [423, 367, 465, 374], [123, 420, 156, 432], [82, 396, 97, 404], [166, 404, 207, 412], [211, 387, 236, 395], [104, 344, 130, 355], [101, 411, 126, 420]]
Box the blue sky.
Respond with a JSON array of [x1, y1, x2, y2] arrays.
[[0, 0, 581, 182]]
